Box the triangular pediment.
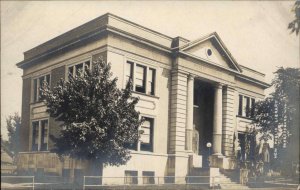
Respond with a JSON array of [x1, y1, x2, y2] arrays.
[[180, 32, 241, 72]]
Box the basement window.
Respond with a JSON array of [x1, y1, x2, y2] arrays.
[[125, 170, 138, 184]]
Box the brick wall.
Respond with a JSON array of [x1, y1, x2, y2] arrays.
[[48, 66, 65, 150], [20, 78, 31, 151], [92, 51, 107, 64]]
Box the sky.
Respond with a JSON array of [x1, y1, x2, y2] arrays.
[[1, 1, 299, 140]]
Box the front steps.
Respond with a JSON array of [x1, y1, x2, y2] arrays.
[[189, 168, 249, 189], [216, 172, 249, 189]]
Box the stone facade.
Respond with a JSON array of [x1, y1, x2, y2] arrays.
[[17, 13, 269, 182]]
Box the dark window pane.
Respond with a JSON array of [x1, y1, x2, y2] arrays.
[[32, 121, 39, 151], [46, 75, 50, 86], [124, 142, 137, 151], [84, 61, 90, 73], [135, 64, 146, 93], [140, 117, 154, 152], [126, 61, 133, 85], [68, 67, 74, 79], [238, 95, 243, 116], [39, 77, 45, 101], [251, 98, 255, 118], [74, 169, 83, 184], [148, 68, 155, 95], [125, 171, 138, 184], [142, 171, 155, 184], [62, 169, 71, 182], [33, 79, 38, 102], [75, 63, 83, 76], [40, 120, 48, 151], [245, 97, 250, 117]]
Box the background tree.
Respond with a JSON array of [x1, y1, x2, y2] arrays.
[[251, 67, 300, 174], [5, 112, 21, 157], [288, 0, 300, 35], [41, 58, 142, 174]]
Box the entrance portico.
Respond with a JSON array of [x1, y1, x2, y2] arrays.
[[187, 77, 225, 167]]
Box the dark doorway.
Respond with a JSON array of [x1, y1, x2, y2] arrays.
[[193, 80, 215, 167]]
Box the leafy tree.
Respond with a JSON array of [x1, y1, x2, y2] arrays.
[[5, 112, 21, 157], [288, 0, 300, 35], [41, 58, 142, 174], [251, 67, 300, 173]]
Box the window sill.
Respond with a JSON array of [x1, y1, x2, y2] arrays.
[[132, 91, 159, 99], [236, 115, 254, 121], [130, 150, 168, 157], [30, 101, 46, 105], [19, 151, 50, 154]]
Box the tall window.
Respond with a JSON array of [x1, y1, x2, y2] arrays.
[[140, 117, 154, 152], [135, 64, 146, 93], [251, 98, 255, 118], [238, 95, 243, 116], [68, 61, 91, 78], [33, 74, 50, 102], [31, 119, 49, 151], [238, 95, 255, 118], [244, 96, 250, 117], [125, 61, 156, 95], [125, 61, 134, 85], [148, 68, 156, 95]]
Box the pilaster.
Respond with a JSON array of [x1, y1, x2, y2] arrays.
[[169, 71, 188, 153], [222, 85, 236, 157]]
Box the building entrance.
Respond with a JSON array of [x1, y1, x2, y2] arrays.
[[193, 80, 215, 167]]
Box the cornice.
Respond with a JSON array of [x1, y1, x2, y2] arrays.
[[235, 74, 270, 89]]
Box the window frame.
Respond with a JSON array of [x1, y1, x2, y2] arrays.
[[31, 118, 49, 152], [139, 116, 155, 152], [67, 59, 92, 79], [124, 170, 138, 184], [237, 94, 255, 119], [142, 171, 155, 184], [32, 73, 51, 103], [124, 60, 157, 96]]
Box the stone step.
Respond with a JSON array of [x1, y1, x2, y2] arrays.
[[220, 185, 249, 189]]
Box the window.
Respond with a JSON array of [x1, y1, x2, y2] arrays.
[[125, 61, 156, 95], [251, 98, 255, 118], [142, 171, 155, 184], [125, 170, 138, 184], [238, 95, 243, 116], [62, 169, 71, 182], [148, 68, 156, 95], [140, 117, 154, 152], [68, 60, 91, 78], [124, 116, 155, 152], [135, 64, 146, 93], [125, 61, 133, 85], [244, 96, 250, 117], [238, 95, 255, 118], [74, 169, 84, 184], [31, 119, 49, 151], [33, 74, 50, 102]]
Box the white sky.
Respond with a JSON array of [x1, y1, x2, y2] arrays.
[[1, 1, 299, 139]]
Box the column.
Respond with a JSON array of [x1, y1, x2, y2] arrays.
[[212, 83, 223, 156], [186, 74, 194, 151]]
